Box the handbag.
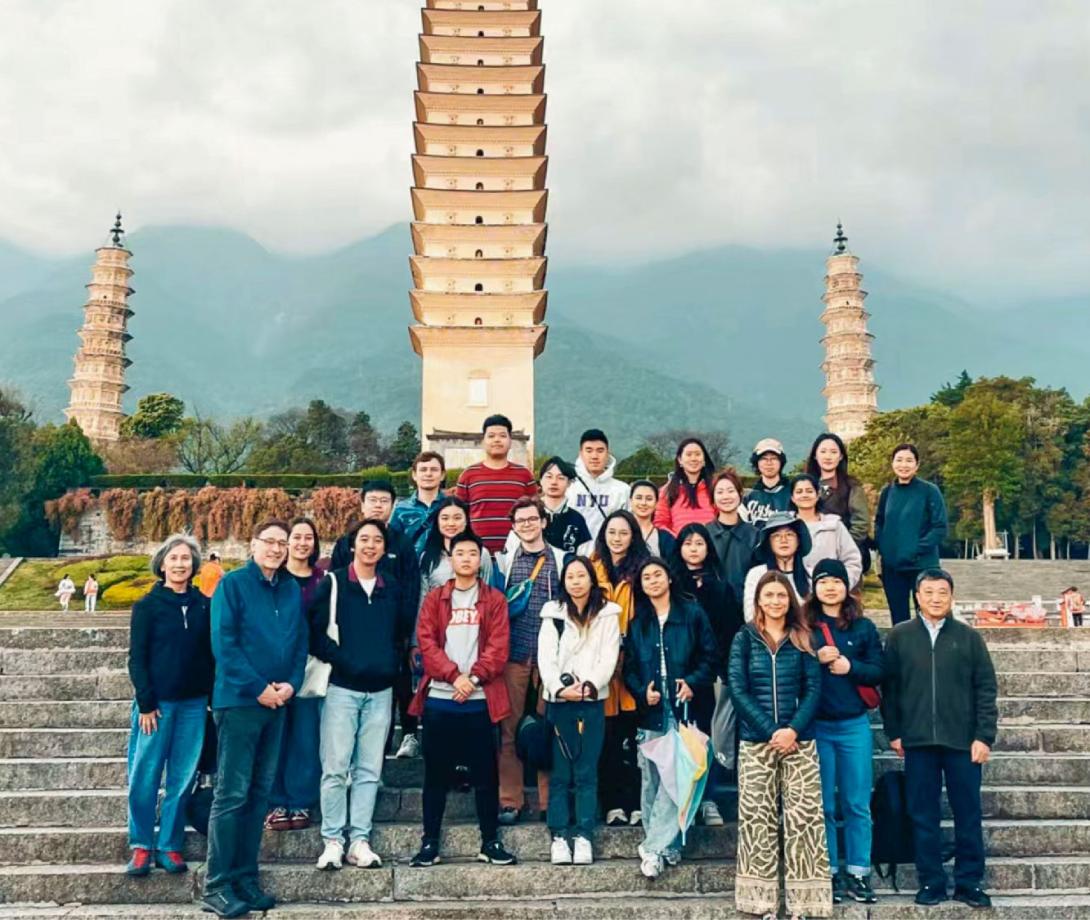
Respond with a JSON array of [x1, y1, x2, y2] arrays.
[[504, 554, 546, 620], [818, 620, 880, 709], [299, 572, 339, 699]]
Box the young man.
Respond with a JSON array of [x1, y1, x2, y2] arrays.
[[455, 414, 537, 554], [741, 438, 792, 526], [494, 497, 567, 824], [566, 429, 629, 538], [202, 520, 308, 919], [408, 531, 517, 868], [391, 451, 447, 555], [537, 456, 592, 555], [882, 569, 998, 910]]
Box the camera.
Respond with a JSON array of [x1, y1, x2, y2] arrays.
[[559, 673, 576, 687]]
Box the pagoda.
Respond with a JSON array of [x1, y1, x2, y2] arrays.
[[407, 0, 548, 467], [64, 213, 134, 444], [820, 223, 878, 441]]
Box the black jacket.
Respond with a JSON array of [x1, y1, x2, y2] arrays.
[[331, 527, 419, 638], [623, 599, 718, 731], [881, 615, 998, 751], [812, 613, 884, 721], [741, 480, 792, 526], [309, 568, 415, 693], [128, 583, 214, 713], [875, 477, 948, 571], [728, 623, 822, 743], [681, 571, 743, 682], [706, 518, 760, 601]]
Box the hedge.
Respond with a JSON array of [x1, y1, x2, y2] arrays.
[[88, 468, 429, 495]]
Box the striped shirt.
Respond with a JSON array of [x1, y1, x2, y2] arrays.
[[455, 462, 537, 553]]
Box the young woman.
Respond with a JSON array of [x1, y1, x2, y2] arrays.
[[55, 573, 75, 612], [629, 480, 676, 558], [83, 573, 99, 613], [790, 475, 863, 589], [266, 518, 326, 832], [126, 534, 214, 877], [624, 558, 717, 878], [537, 556, 621, 866], [591, 510, 649, 826], [806, 433, 871, 552], [419, 496, 495, 605], [807, 559, 883, 905], [706, 468, 760, 603], [743, 438, 792, 525], [653, 438, 716, 536], [742, 511, 813, 620], [729, 571, 830, 919]]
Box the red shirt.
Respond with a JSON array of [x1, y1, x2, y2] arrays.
[[455, 461, 537, 552]]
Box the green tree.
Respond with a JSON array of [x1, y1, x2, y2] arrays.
[[931, 370, 973, 407], [120, 393, 185, 439], [616, 445, 673, 479], [178, 414, 263, 474], [347, 411, 383, 470], [385, 421, 421, 472], [0, 389, 35, 553]]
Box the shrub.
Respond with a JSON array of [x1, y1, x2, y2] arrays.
[[139, 488, 172, 542], [101, 574, 157, 608], [101, 489, 140, 542], [44, 489, 95, 538], [310, 487, 362, 540]]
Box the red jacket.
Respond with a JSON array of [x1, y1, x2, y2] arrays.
[[410, 578, 512, 723], [653, 478, 715, 536]]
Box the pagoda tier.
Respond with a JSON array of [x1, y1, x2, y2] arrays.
[[413, 123, 546, 157], [412, 155, 547, 190], [411, 222, 546, 258], [410, 255, 546, 293], [417, 63, 545, 94], [410, 188, 548, 224], [410, 290, 546, 325], [426, 1, 538, 11], [414, 91, 546, 126], [422, 9, 541, 36], [419, 34, 543, 66]]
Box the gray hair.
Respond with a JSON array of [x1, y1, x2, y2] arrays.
[[151, 533, 203, 581]]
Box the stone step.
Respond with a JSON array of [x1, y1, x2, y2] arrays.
[[0, 700, 130, 729], [998, 672, 1090, 696], [873, 752, 1090, 786], [0, 625, 129, 649], [870, 723, 1090, 754], [0, 648, 128, 674]]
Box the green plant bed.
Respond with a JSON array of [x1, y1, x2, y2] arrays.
[[861, 571, 886, 612]]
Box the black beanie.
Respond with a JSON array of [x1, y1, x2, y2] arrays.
[[812, 558, 850, 592]]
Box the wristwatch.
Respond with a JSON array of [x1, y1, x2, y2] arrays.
[[468, 674, 482, 689]]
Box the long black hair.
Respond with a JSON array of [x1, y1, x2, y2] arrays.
[[593, 509, 649, 586], [805, 432, 849, 481], [420, 496, 474, 577], [665, 437, 716, 508], [559, 556, 609, 629], [631, 556, 687, 625], [669, 522, 723, 594]]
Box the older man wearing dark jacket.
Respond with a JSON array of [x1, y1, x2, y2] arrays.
[[882, 568, 998, 910]]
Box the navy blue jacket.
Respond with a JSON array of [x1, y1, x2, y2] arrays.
[[706, 519, 759, 601], [875, 477, 948, 571], [210, 560, 308, 709], [812, 613, 884, 721], [331, 526, 420, 635], [728, 623, 822, 743]]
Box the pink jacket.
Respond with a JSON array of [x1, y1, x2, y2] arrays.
[[653, 478, 715, 536]]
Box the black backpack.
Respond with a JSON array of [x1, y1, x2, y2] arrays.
[[871, 770, 915, 890]]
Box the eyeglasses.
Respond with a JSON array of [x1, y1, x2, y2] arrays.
[[513, 516, 541, 526], [255, 537, 289, 549]]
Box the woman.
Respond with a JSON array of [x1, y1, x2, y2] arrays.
[[653, 438, 716, 536], [266, 518, 326, 832], [624, 558, 717, 878], [538, 556, 621, 866], [83, 573, 99, 613], [629, 480, 675, 558], [706, 468, 760, 603], [743, 438, 792, 525], [790, 475, 863, 589], [806, 433, 871, 552], [874, 443, 949, 625], [591, 510, 649, 826], [419, 496, 495, 606], [55, 573, 75, 612], [807, 559, 883, 906], [729, 571, 830, 918], [126, 534, 214, 877], [742, 511, 813, 620]]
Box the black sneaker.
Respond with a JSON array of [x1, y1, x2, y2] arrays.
[[845, 873, 877, 904], [498, 806, 520, 825], [953, 886, 992, 909], [914, 884, 947, 906], [478, 839, 517, 865], [410, 839, 441, 867], [234, 878, 275, 911], [831, 872, 846, 904], [200, 888, 251, 918]]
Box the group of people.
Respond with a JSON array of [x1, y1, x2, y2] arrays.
[[54, 572, 98, 612], [124, 416, 998, 919]]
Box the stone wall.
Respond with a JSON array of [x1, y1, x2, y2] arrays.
[[58, 508, 253, 559]]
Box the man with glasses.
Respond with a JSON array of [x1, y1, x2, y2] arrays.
[[495, 497, 567, 824], [202, 520, 308, 918]]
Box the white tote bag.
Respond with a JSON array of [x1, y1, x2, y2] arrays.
[[299, 572, 339, 699]]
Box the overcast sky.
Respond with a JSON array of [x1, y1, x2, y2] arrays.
[[1, 0, 1086, 303]]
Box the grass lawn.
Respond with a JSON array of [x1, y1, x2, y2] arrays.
[[861, 571, 886, 612]]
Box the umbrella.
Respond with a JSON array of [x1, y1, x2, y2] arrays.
[[639, 708, 712, 843]]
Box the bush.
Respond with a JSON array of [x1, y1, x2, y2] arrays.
[[101, 574, 158, 608]]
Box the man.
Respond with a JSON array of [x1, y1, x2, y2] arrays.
[[455, 414, 537, 554], [741, 438, 792, 525], [494, 496, 567, 824], [537, 456, 592, 555], [408, 531, 517, 868], [566, 429, 629, 538], [882, 569, 998, 910], [202, 520, 308, 919], [391, 451, 447, 555], [198, 551, 225, 599]]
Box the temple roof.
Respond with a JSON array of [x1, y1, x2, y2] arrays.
[[426, 1, 538, 10], [419, 34, 543, 64], [414, 91, 546, 125], [409, 323, 547, 358], [422, 9, 542, 36], [417, 63, 544, 93], [412, 154, 547, 185], [410, 289, 547, 324], [411, 221, 546, 252], [410, 255, 546, 287]]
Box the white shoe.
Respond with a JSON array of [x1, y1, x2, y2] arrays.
[[638, 843, 662, 879], [700, 800, 724, 826], [663, 848, 681, 867], [396, 733, 420, 759], [605, 808, 627, 827], [346, 839, 382, 868], [629, 809, 642, 826], [572, 836, 593, 865], [316, 839, 344, 870], [550, 836, 572, 865]]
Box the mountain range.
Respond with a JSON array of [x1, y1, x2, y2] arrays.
[[0, 224, 1085, 461]]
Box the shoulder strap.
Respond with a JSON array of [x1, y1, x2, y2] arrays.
[[527, 555, 547, 583], [327, 571, 339, 636], [818, 620, 834, 647], [575, 473, 609, 522]]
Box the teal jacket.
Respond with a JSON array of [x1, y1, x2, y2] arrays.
[[875, 477, 948, 571]]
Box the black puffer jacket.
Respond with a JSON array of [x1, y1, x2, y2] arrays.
[[728, 623, 822, 743]]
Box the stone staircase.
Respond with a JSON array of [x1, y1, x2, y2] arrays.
[[2, 616, 1090, 918], [942, 560, 1090, 602]]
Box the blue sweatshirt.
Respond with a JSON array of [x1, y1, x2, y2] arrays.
[[210, 560, 308, 709], [875, 477, 948, 571], [812, 614, 884, 721]]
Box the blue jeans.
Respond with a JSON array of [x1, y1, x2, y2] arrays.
[[815, 714, 873, 876], [637, 708, 683, 860], [269, 696, 321, 810], [547, 701, 605, 839], [126, 697, 207, 852], [319, 684, 393, 843]]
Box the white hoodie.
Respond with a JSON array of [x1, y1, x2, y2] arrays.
[[566, 455, 630, 539], [537, 600, 622, 702]]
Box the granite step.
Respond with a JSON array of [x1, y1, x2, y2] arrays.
[[873, 752, 1090, 785], [0, 626, 129, 649]]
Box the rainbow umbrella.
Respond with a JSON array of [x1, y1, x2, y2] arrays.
[[639, 715, 712, 844]]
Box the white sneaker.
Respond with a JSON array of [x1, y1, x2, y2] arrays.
[[605, 808, 627, 827], [638, 843, 662, 879], [663, 848, 681, 867], [396, 733, 420, 759], [629, 809, 642, 826], [700, 800, 724, 826], [572, 836, 593, 865], [346, 838, 382, 868], [550, 836, 572, 865], [316, 839, 344, 870]]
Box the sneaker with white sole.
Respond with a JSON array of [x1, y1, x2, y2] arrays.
[[662, 848, 681, 867], [700, 800, 724, 826], [316, 839, 344, 870], [346, 839, 382, 868], [395, 733, 420, 759], [638, 843, 663, 879], [550, 836, 572, 865], [605, 808, 627, 827], [572, 836, 593, 865], [629, 809, 642, 826]]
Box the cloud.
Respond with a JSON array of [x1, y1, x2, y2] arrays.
[[0, 0, 1086, 302]]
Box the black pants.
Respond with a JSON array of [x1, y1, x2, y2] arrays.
[[386, 652, 418, 751], [598, 710, 641, 814], [904, 745, 985, 891], [204, 706, 285, 895], [881, 567, 922, 626], [421, 703, 498, 844]]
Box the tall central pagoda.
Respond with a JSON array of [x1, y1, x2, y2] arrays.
[[408, 0, 549, 467]]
